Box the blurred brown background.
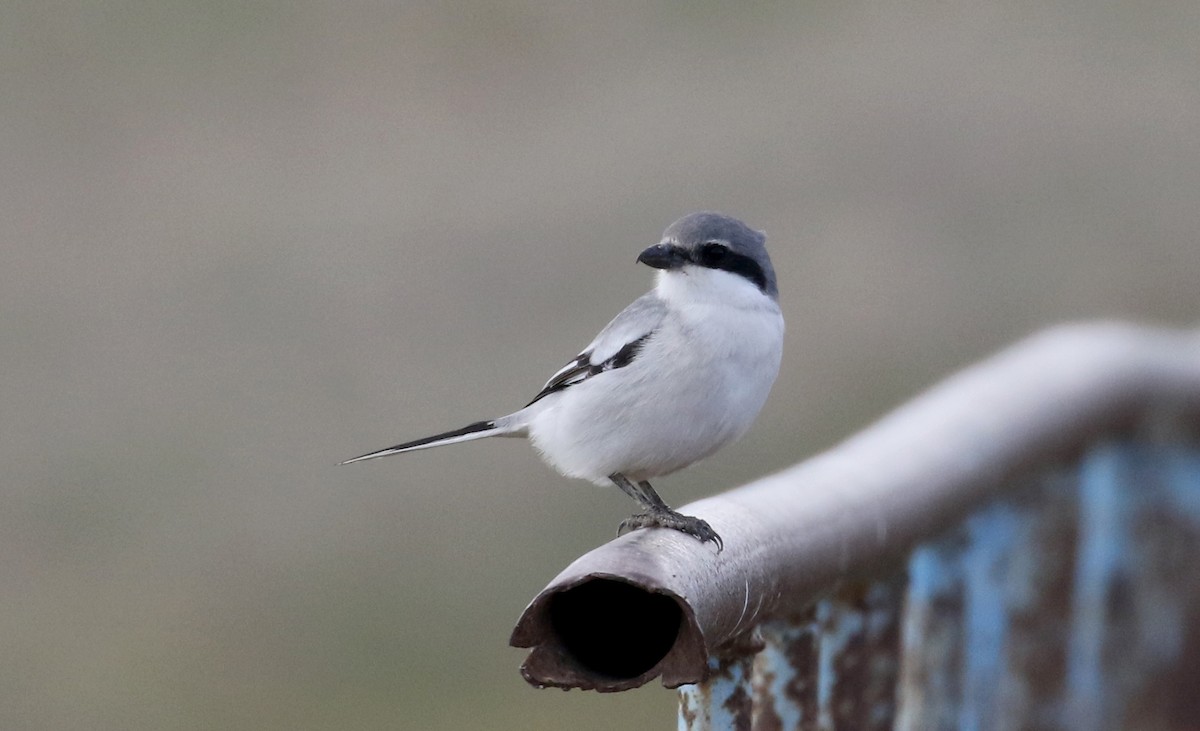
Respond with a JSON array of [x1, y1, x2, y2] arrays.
[[2, 2, 1197, 729]]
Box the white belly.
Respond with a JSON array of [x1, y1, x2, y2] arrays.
[[527, 302, 784, 484]]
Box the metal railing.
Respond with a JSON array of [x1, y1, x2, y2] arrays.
[[509, 322, 1200, 730]]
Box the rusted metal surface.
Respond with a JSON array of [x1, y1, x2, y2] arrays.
[[894, 532, 966, 731], [821, 579, 904, 730], [893, 440, 1200, 731], [751, 611, 819, 730], [1063, 442, 1200, 730], [677, 654, 755, 731], [511, 323, 1200, 692], [998, 472, 1078, 731], [896, 472, 1079, 731], [678, 578, 904, 731], [678, 437, 1200, 731]]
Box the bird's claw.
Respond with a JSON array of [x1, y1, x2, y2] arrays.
[[618, 510, 723, 551]]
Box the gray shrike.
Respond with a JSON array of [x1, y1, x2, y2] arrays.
[[342, 212, 784, 549]]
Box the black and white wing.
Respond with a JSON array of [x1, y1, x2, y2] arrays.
[[525, 292, 666, 406]]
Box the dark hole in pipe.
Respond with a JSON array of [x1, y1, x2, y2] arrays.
[[548, 578, 682, 680]]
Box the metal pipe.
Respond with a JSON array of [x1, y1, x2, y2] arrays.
[[510, 322, 1200, 691]]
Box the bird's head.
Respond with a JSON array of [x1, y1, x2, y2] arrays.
[[637, 212, 777, 301]]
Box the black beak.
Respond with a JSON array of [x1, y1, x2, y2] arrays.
[[637, 244, 688, 270]]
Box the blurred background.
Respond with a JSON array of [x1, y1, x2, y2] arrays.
[[2, 2, 1197, 729]]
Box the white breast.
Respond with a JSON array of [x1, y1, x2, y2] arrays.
[[526, 266, 784, 485]]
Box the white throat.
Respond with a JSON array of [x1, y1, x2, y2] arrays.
[[654, 266, 775, 311]]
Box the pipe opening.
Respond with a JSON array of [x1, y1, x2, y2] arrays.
[[547, 578, 683, 680]]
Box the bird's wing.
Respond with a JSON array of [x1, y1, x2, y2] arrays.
[[525, 292, 666, 406]]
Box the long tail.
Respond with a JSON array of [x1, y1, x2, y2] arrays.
[[340, 419, 510, 465]]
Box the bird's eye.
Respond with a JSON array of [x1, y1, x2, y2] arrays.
[[699, 242, 728, 265]]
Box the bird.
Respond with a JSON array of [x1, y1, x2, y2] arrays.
[[341, 212, 784, 550]]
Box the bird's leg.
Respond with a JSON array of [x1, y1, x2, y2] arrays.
[[608, 473, 723, 550]]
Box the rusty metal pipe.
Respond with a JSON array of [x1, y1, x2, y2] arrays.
[[510, 322, 1200, 691]]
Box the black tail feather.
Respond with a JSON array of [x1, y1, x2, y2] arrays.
[[340, 420, 496, 465]]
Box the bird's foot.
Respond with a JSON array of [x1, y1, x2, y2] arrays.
[[618, 509, 723, 551]]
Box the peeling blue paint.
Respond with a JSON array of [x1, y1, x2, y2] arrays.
[[898, 537, 966, 731], [682, 439, 1200, 730], [1065, 442, 1200, 729], [815, 595, 865, 725], [959, 505, 1022, 731], [677, 654, 752, 731], [753, 622, 809, 729]]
